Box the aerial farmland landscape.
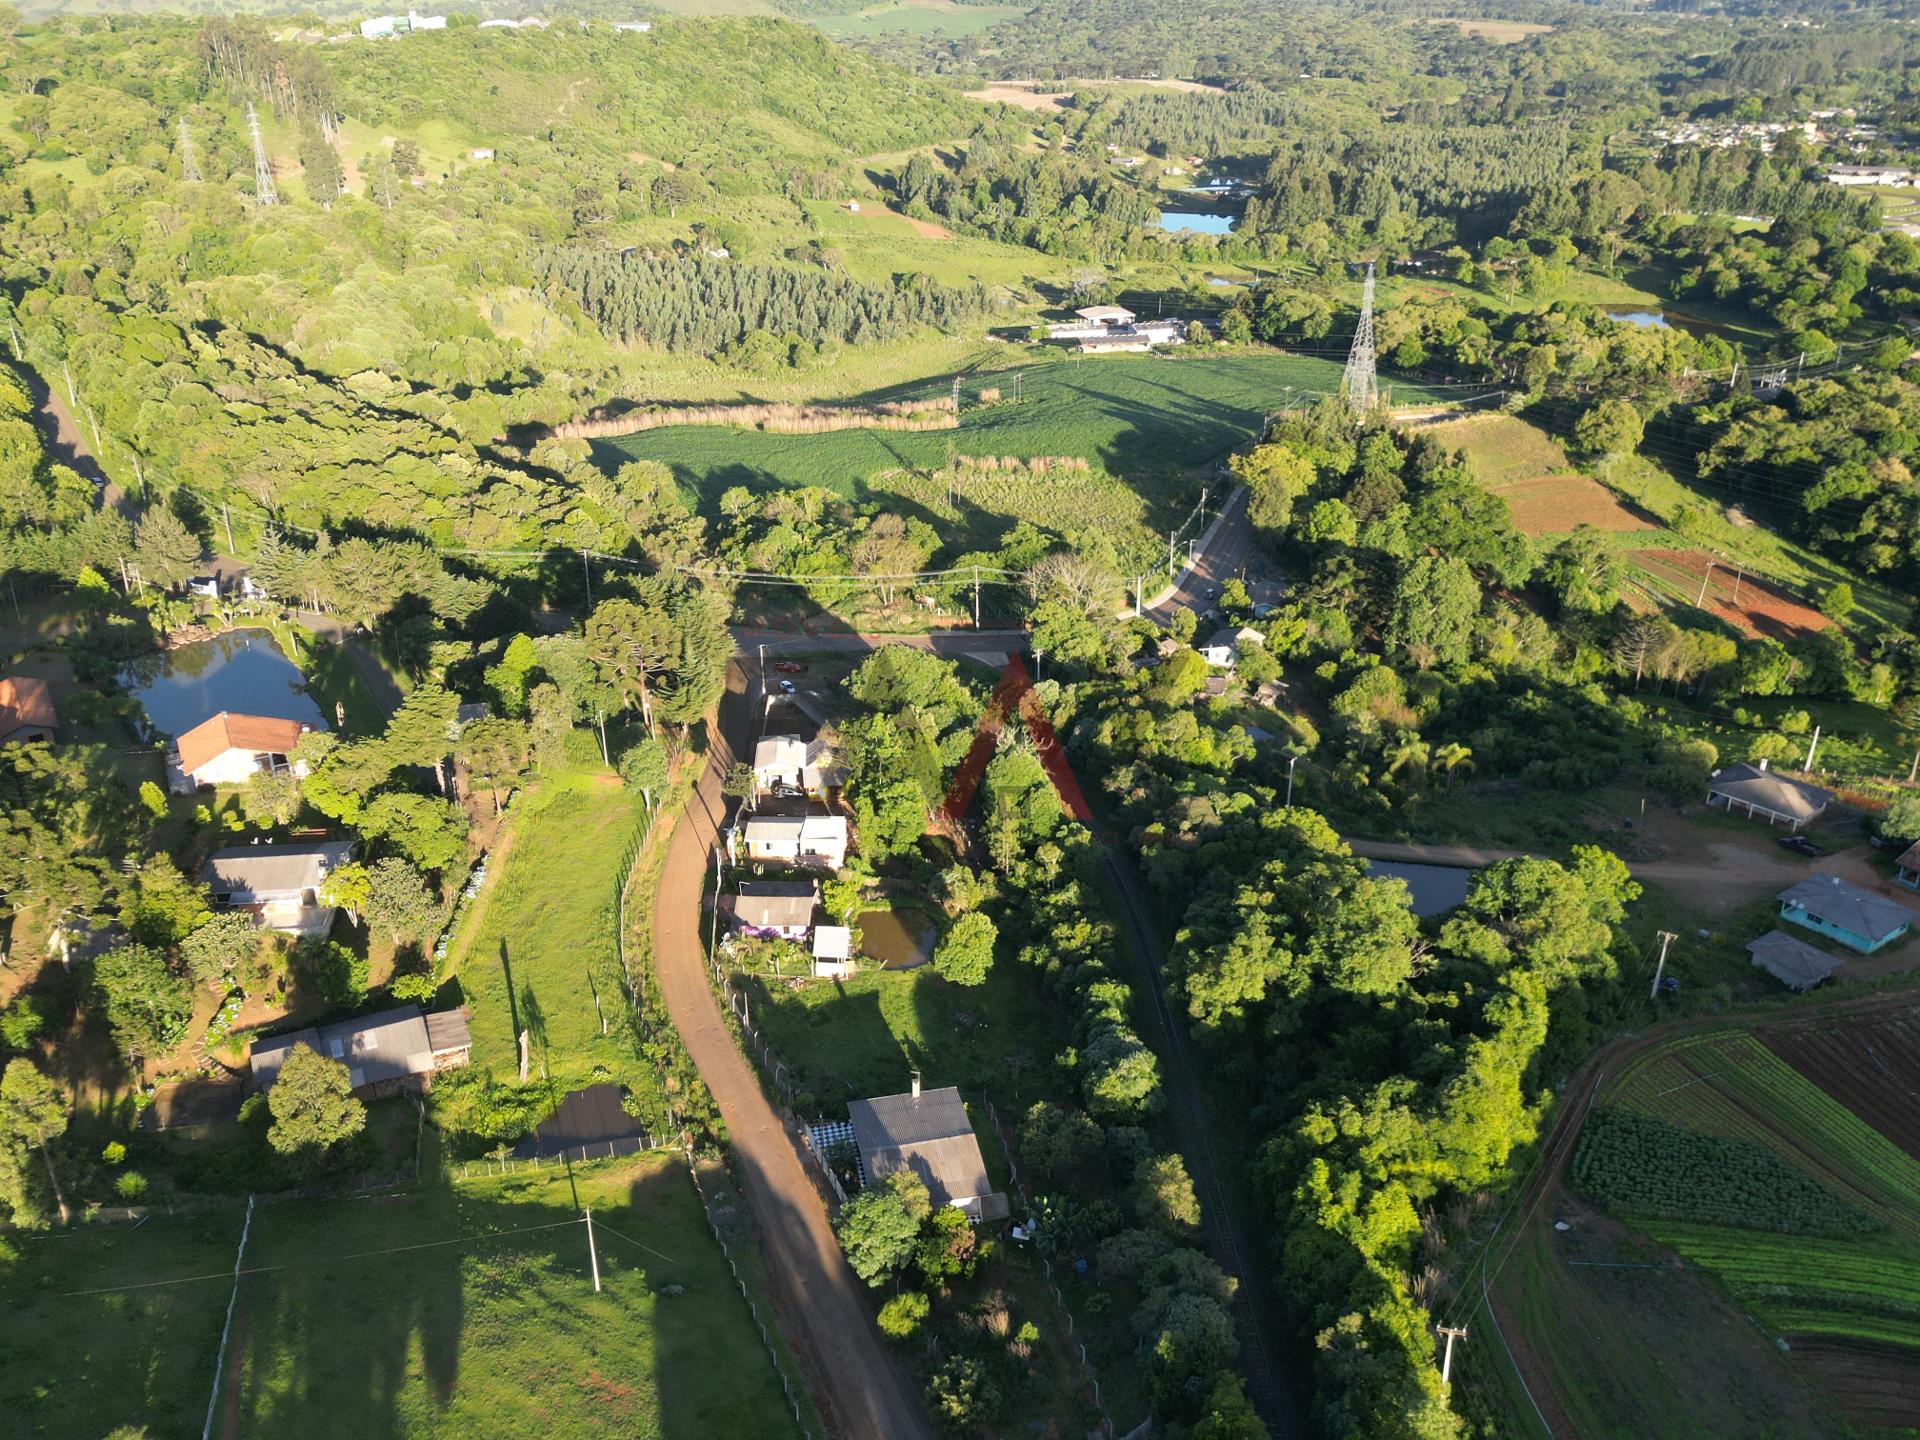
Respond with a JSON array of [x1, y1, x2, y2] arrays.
[[6, 0, 1920, 1436]]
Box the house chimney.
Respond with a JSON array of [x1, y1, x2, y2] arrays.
[[910, 1070, 921, 1101]]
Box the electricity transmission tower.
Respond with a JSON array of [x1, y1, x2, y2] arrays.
[[247, 103, 277, 206], [1341, 261, 1378, 415], [177, 117, 201, 183]]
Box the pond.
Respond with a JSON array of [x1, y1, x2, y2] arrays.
[[1366, 860, 1473, 917], [121, 627, 327, 739], [1603, 307, 1731, 339], [1606, 308, 1669, 329], [857, 908, 936, 970], [1158, 211, 1235, 235]]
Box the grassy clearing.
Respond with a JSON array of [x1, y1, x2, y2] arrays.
[[738, 955, 1062, 1118], [599, 351, 1433, 519], [1, 1152, 793, 1440], [446, 773, 646, 1093]]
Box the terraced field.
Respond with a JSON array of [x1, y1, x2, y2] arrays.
[[1577, 1019, 1920, 1424]]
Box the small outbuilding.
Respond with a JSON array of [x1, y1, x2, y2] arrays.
[[812, 924, 854, 978], [1746, 929, 1845, 991], [1704, 760, 1832, 832], [169, 711, 315, 793], [0, 675, 57, 743], [1776, 875, 1916, 954], [848, 1076, 1009, 1222], [1894, 842, 1920, 891]]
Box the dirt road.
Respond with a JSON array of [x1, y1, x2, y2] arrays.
[[651, 667, 932, 1440]]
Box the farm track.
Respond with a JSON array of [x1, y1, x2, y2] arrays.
[[1479, 987, 1920, 1434]]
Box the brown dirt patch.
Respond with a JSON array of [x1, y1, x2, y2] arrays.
[[893, 209, 951, 240], [965, 83, 1071, 111], [1424, 17, 1552, 41], [1628, 548, 1833, 642], [1762, 1000, 1920, 1161], [1494, 474, 1656, 535], [1784, 1338, 1920, 1428]]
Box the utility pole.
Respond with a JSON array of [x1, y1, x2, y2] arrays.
[[1731, 565, 1744, 604], [177, 116, 201, 184], [1437, 1324, 1468, 1388], [584, 1207, 602, 1293], [247, 103, 278, 206], [1805, 723, 1822, 773], [951, 375, 960, 415], [972, 565, 980, 630], [581, 550, 592, 607], [1694, 559, 1715, 608], [1650, 930, 1677, 1000], [222, 504, 235, 555], [1285, 754, 1297, 809], [1168, 529, 1176, 578], [1135, 574, 1143, 618]]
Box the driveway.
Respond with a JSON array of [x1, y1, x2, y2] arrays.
[[652, 662, 932, 1440]]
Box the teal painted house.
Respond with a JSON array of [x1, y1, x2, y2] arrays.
[[1777, 875, 1916, 955]]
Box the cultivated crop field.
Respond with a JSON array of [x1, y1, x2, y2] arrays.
[[1606, 1030, 1920, 1234], [1762, 1003, 1920, 1161], [596, 353, 1436, 519]]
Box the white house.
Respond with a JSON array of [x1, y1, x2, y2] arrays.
[[727, 880, 816, 941], [753, 734, 841, 798], [1200, 626, 1265, 668], [470, 147, 495, 160], [204, 839, 356, 935], [359, 14, 397, 37], [743, 814, 848, 870], [1075, 305, 1135, 326], [168, 712, 315, 793], [614, 19, 651, 31], [408, 10, 447, 28]]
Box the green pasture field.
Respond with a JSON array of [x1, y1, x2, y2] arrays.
[[0, 1151, 796, 1438], [597, 351, 1433, 526], [445, 772, 648, 1094]]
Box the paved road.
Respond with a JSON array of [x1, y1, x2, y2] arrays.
[[1145, 485, 1252, 625], [652, 662, 933, 1440]]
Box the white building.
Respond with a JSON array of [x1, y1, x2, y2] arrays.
[[753, 734, 841, 799], [1200, 626, 1265, 668], [359, 15, 397, 37], [1828, 164, 1913, 186], [812, 925, 854, 978], [168, 712, 315, 793], [205, 840, 356, 935], [742, 814, 848, 870], [614, 20, 651, 31]]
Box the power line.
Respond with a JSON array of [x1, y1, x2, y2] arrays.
[[60, 1216, 586, 1297], [1341, 262, 1379, 415]]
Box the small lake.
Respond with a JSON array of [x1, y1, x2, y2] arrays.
[[1604, 307, 1732, 339], [121, 628, 327, 739], [1367, 860, 1473, 917], [858, 908, 936, 970], [1159, 211, 1235, 235], [1607, 309, 1669, 329]]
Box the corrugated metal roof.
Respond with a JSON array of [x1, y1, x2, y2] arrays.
[[249, 1004, 445, 1091], [425, 1009, 471, 1053], [849, 1085, 1006, 1217], [1746, 930, 1845, 990], [1778, 875, 1916, 942], [205, 840, 354, 899], [1708, 762, 1833, 821]]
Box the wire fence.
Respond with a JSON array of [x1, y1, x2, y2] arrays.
[[684, 1148, 821, 1440], [452, 1135, 656, 1180], [987, 1103, 1119, 1440]]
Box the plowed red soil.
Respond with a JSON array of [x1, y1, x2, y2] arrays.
[[1493, 474, 1654, 535], [1628, 548, 1832, 641]]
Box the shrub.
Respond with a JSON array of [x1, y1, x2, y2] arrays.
[[101, 1141, 127, 1165], [933, 911, 997, 987], [115, 1171, 148, 1200], [877, 1290, 930, 1341]]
